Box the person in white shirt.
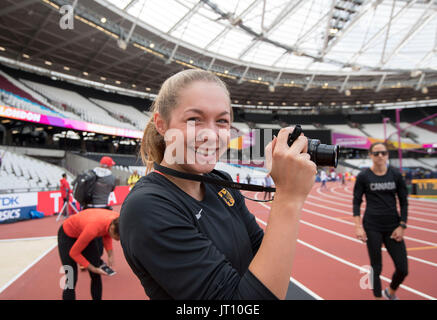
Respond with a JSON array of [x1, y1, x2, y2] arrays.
[[320, 170, 328, 190]]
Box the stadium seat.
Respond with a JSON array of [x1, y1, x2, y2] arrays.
[[90, 98, 150, 131], [0, 148, 74, 192], [20, 80, 137, 130]]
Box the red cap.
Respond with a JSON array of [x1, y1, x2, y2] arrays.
[[100, 156, 115, 168]]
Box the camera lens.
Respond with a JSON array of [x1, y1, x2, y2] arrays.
[[307, 139, 339, 167]]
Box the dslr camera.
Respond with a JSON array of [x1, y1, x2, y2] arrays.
[[287, 125, 339, 167]]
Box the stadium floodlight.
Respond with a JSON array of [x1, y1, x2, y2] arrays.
[[411, 70, 422, 77], [117, 0, 146, 50], [117, 39, 128, 50]]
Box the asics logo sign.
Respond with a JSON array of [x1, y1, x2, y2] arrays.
[[0, 209, 21, 222]]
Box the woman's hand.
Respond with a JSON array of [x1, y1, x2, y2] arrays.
[[390, 226, 404, 242], [251, 127, 317, 299], [265, 127, 317, 205], [355, 226, 367, 243], [87, 264, 108, 276]]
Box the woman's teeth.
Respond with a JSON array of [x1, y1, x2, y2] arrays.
[[196, 149, 216, 156]]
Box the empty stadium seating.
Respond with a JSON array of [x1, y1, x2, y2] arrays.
[[344, 158, 437, 171], [111, 161, 269, 185], [90, 98, 150, 131], [419, 158, 437, 170], [397, 123, 437, 144], [231, 122, 251, 134], [21, 80, 137, 130], [324, 124, 367, 137], [114, 165, 148, 175], [0, 148, 74, 193], [0, 71, 65, 118]]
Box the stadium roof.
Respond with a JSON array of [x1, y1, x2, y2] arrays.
[[1, 0, 437, 108], [105, 0, 437, 73]]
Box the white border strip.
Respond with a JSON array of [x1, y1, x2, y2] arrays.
[[0, 236, 57, 242], [289, 276, 324, 300], [0, 241, 58, 294], [254, 216, 324, 300]]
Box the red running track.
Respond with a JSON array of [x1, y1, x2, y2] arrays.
[[0, 183, 436, 300]]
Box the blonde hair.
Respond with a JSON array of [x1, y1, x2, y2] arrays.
[[140, 69, 231, 172]]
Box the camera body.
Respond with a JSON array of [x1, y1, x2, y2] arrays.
[[287, 125, 339, 167]]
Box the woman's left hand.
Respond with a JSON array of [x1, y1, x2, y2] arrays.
[[390, 226, 404, 242]]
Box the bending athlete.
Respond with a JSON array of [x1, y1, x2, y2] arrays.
[[58, 208, 120, 300]]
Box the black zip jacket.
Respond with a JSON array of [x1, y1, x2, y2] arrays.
[[353, 166, 408, 232], [119, 170, 277, 300]]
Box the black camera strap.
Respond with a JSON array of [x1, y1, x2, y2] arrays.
[[153, 162, 276, 193]]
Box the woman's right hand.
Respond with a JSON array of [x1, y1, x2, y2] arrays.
[[355, 226, 367, 242], [265, 127, 317, 205], [87, 264, 108, 276]]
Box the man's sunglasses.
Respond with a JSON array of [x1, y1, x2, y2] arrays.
[[371, 151, 388, 156]]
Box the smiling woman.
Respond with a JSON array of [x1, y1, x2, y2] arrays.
[[119, 69, 317, 300], [140, 69, 231, 174]]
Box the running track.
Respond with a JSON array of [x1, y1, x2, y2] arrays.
[[0, 182, 436, 300]]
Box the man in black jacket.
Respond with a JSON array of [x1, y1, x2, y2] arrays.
[[82, 156, 116, 269], [86, 156, 116, 210]]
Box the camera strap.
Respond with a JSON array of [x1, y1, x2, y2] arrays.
[[153, 162, 276, 193]]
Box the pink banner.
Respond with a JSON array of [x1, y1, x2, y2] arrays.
[[0, 105, 143, 139], [331, 132, 372, 149], [423, 143, 437, 148], [242, 131, 256, 149]]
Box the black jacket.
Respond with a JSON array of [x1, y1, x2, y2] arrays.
[[119, 170, 277, 300], [91, 167, 115, 206], [353, 166, 408, 232]]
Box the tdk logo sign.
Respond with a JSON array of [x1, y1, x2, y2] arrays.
[[1, 197, 19, 206], [0, 193, 38, 224]]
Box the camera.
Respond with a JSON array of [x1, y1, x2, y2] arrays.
[[287, 125, 339, 167]]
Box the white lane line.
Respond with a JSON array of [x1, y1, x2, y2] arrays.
[[252, 197, 436, 300], [253, 214, 324, 300], [0, 242, 58, 295], [300, 219, 437, 269], [0, 236, 57, 242], [319, 196, 437, 225], [289, 276, 324, 300], [254, 195, 437, 268], [297, 239, 436, 300], [344, 185, 437, 208], [407, 197, 437, 205], [317, 188, 437, 218], [302, 207, 437, 247], [305, 199, 437, 234], [335, 186, 437, 213], [308, 194, 437, 224]]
